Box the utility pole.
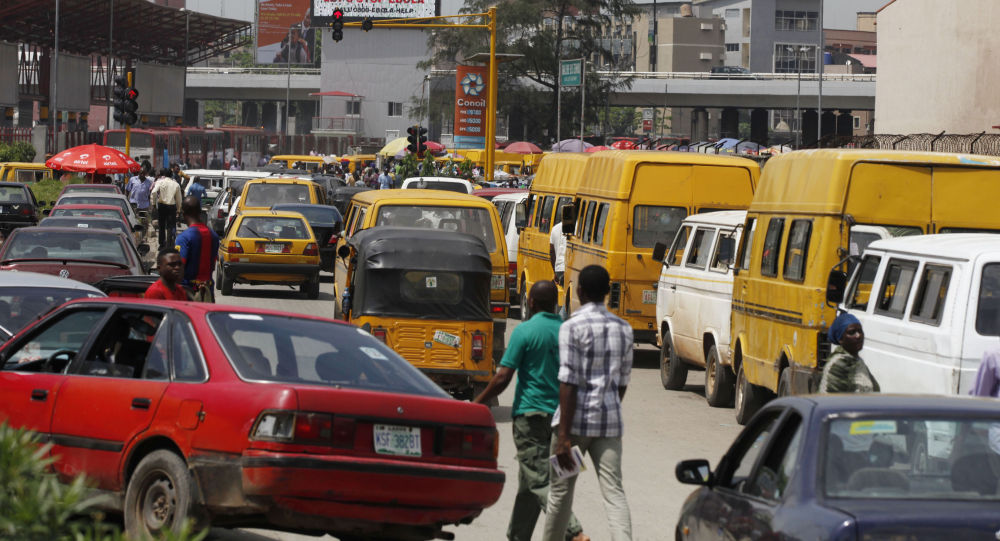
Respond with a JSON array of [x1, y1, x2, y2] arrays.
[[106, 0, 113, 130], [285, 26, 291, 135], [817, 0, 824, 145], [51, 0, 59, 154]]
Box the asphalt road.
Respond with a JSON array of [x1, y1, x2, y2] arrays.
[[207, 275, 743, 541]]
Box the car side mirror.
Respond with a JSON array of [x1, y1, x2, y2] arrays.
[[826, 269, 848, 305], [675, 459, 714, 486], [515, 216, 527, 230], [337, 245, 351, 259], [651, 241, 668, 263], [561, 206, 576, 236], [138, 243, 151, 257]]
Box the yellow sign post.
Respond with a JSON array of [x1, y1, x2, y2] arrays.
[[344, 8, 499, 181]]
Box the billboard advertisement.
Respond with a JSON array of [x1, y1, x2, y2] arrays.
[[453, 65, 489, 149], [257, 0, 316, 65], [313, 0, 440, 23]]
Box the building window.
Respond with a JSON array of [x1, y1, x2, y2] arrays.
[[726, 43, 740, 52], [775, 10, 818, 31], [853, 116, 861, 129], [774, 44, 817, 73], [387, 102, 403, 117], [345, 101, 361, 115], [725, 8, 739, 17]]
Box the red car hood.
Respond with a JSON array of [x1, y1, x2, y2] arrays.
[[1, 262, 133, 285]]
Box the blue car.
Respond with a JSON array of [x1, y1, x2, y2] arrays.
[[675, 395, 1000, 540]]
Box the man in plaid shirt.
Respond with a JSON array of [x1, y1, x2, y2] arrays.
[[543, 265, 634, 541]]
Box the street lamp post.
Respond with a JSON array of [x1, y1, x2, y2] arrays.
[[180, 8, 190, 126], [789, 45, 807, 149]]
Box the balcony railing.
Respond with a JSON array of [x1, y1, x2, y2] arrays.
[[312, 116, 363, 133]]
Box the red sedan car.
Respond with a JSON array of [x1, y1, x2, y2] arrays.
[[0, 299, 503, 539]]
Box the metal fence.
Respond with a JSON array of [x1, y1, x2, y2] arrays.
[[0, 127, 33, 144], [833, 133, 1000, 157]]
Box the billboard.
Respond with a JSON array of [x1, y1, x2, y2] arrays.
[[313, 0, 440, 23], [257, 0, 316, 65], [453, 65, 488, 149]]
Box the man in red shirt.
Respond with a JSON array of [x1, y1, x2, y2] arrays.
[[144, 248, 189, 301]]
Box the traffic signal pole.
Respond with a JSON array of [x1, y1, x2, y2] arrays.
[[125, 70, 132, 157], [343, 8, 498, 181]]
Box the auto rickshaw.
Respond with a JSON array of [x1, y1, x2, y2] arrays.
[[337, 226, 495, 399]]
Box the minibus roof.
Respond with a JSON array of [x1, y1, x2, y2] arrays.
[[577, 150, 759, 200], [864, 232, 1000, 262], [531, 153, 590, 194]]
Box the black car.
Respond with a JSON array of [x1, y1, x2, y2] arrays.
[[329, 186, 372, 216], [309, 174, 347, 202], [675, 395, 1000, 540], [0, 182, 42, 234], [270, 203, 343, 272]]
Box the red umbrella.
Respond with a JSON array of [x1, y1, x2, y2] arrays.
[[505, 141, 543, 154], [610, 140, 637, 150], [46, 144, 141, 174], [586, 145, 611, 153], [423, 141, 446, 155]]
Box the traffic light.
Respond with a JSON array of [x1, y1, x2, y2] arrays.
[[361, 18, 373, 32], [406, 125, 428, 155], [331, 9, 344, 42], [112, 74, 138, 126]]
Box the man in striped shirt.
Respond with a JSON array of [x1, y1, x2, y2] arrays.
[[543, 265, 634, 541]]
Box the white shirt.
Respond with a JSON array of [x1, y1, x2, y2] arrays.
[[549, 221, 566, 272]]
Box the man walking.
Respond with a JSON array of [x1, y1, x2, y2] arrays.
[[144, 248, 188, 301], [543, 265, 633, 541], [474, 281, 588, 541], [150, 168, 182, 250], [175, 196, 220, 302], [378, 168, 393, 190]]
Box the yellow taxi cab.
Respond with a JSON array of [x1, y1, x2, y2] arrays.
[[342, 154, 377, 173], [268, 154, 326, 173], [336, 189, 509, 362], [0, 162, 53, 183], [217, 209, 322, 299], [233, 177, 326, 218]]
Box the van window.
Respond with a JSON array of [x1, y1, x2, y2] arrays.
[[975, 263, 1000, 336], [875, 259, 918, 318], [593, 203, 609, 245], [760, 218, 785, 277], [910, 265, 951, 326], [351, 208, 367, 235], [846, 255, 881, 311], [581, 201, 597, 242], [633, 206, 686, 248], [537, 196, 555, 233], [711, 232, 736, 272], [738, 217, 757, 271], [524, 194, 535, 226], [668, 225, 692, 267], [783, 220, 812, 281], [685, 228, 714, 269], [499, 201, 514, 231]]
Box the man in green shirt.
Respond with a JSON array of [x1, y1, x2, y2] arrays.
[[475, 280, 587, 541]]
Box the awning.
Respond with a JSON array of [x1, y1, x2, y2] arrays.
[[847, 54, 877, 69], [311, 91, 365, 97]]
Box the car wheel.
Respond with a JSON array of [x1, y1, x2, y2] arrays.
[[124, 450, 204, 539], [705, 345, 735, 408], [306, 279, 320, 300], [221, 273, 234, 296], [659, 332, 688, 390], [777, 367, 792, 397], [735, 363, 766, 426], [214, 264, 223, 291], [519, 283, 529, 321]]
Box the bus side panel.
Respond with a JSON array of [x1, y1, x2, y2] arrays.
[[930, 167, 1000, 232], [845, 163, 931, 229], [691, 165, 756, 210]]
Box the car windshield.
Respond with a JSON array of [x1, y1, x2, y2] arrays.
[[237, 216, 310, 239], [40, 217, 127, 235], [375, 205, 497, 251], [274, 206, 340, 224], [0, 185, 29, 203], [0, 286, 103, 335], [51, 208, 121, 220], [60, 196, 128, 215], [245, 184, 310, 207], [3, 230, 129, 265], [824, 416, 1000, 500], [207, 313, 448, 397]]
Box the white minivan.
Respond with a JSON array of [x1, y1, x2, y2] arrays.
[[492, 192, 528, 317], [836, 233, 1000, 395], [653, 210, 746, 407], [400, 177, 475, 194]]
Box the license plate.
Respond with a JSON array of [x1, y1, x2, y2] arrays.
[[264, 243, 284, 254], [491, 274, 505, 290], [373, 424, 422, 457], [642, 289, 657, 304], [433, 330, 460, 348]]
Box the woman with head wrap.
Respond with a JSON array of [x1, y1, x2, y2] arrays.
[[819, 313, 880, 393]]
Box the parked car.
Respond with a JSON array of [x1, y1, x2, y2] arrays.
[[54, 193, 140, 231], [0, 270, 104, 340], [39, 216, 145, 251], [0, 162, 52, 183], [0, 182, 42, 233], [675, 394, 1000, 540], [401, 177, 476, 194], [47, 203, 143, 246], [831, 233, 1000, 395], [58, 183, 123, 197], [653, 210, 746, 406], [270, 203, 343, 272], [0, 298, 504, 539], [0, 226, 148, 284]]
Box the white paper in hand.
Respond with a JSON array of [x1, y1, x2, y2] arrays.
[[549, 445, 586, 481]]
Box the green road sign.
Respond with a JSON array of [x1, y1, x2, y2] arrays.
[[560, 59, 582, 87]]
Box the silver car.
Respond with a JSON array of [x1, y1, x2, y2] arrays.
[[0, 270, 105, 341]]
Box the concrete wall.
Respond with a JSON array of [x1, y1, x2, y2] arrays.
[[876, 0, 1000, 133], [319, 27, 430, 142], [700, 0, 752, 67]]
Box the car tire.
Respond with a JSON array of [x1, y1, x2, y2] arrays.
[[124, 450, 204, 539], [705, 345, 735, 408], [214, 264, 223, 291], [308, 279, 320, 300], [519, 283, 529, 321], [659, 332, 688, 390], [777, 367, 792, 397], [735, 363, 765, 426], [221, 273, 234, 296]]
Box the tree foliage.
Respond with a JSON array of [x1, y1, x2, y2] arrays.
[[0, 141, 36, 162], [421, 0, 637, 142]]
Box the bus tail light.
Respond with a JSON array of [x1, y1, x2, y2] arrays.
[[371, 327, 388, 343], [471, 332, 485, 361]]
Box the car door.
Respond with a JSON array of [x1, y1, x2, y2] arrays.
[[0, 307, 110, 435], [48, 306, 172, 489], [674, 226, 717, 361]]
